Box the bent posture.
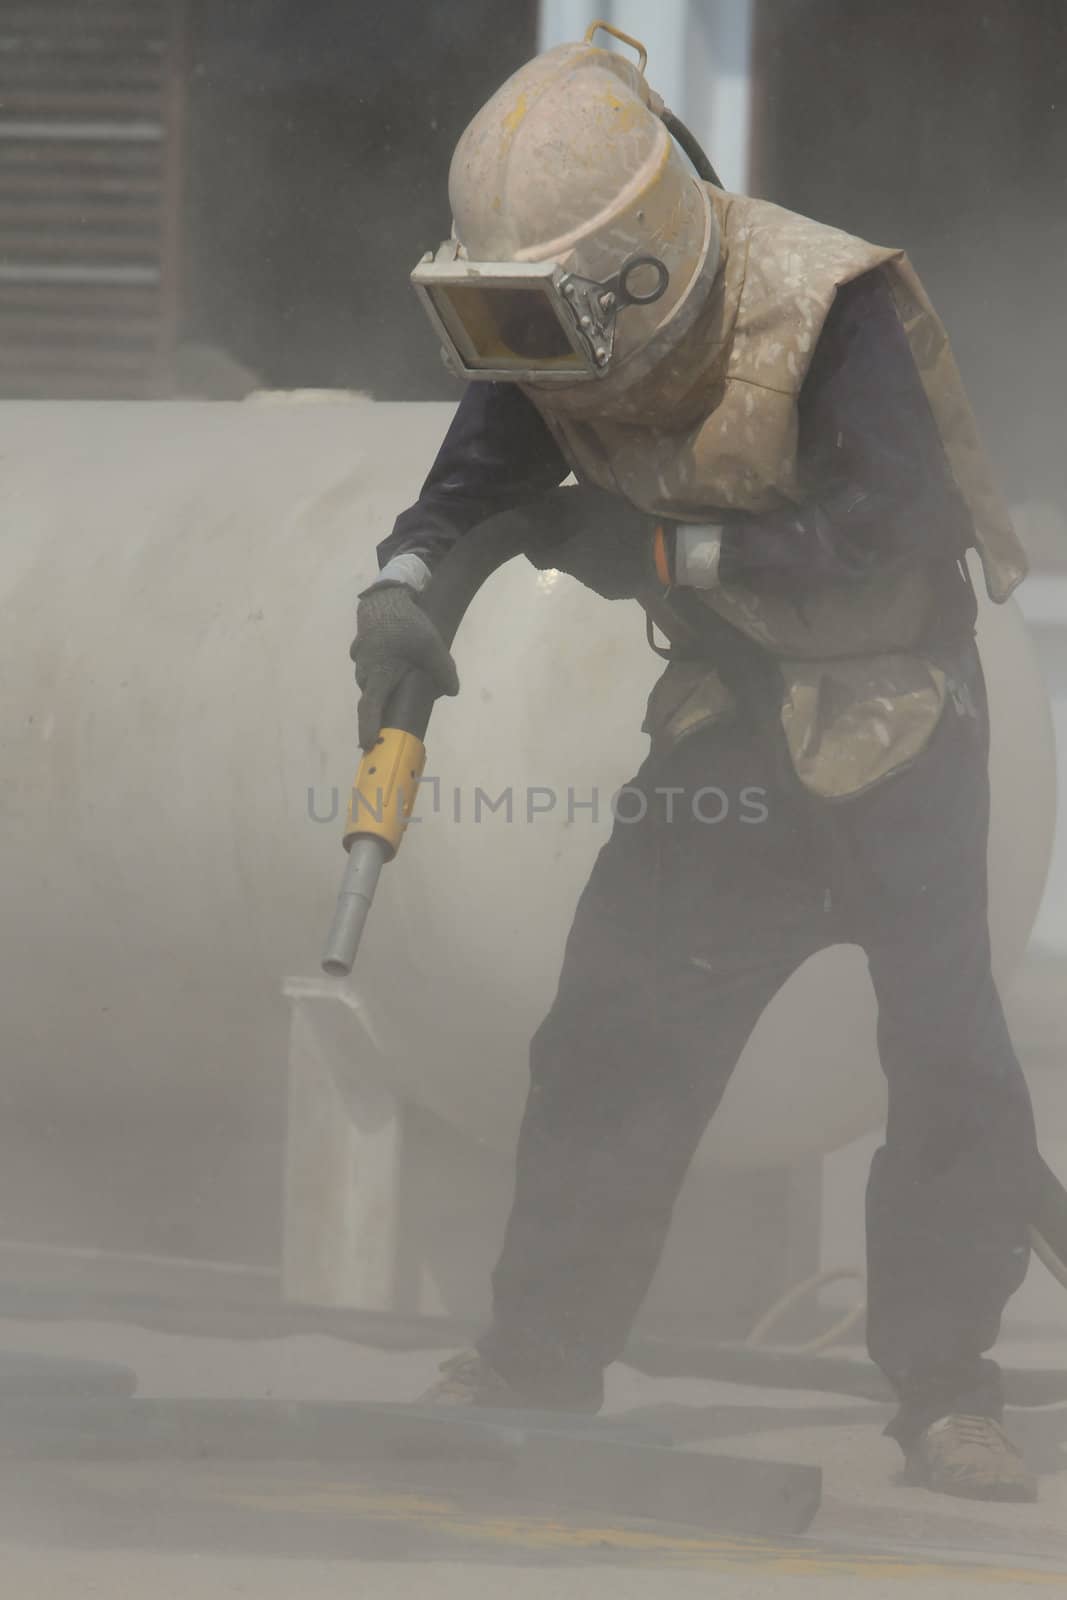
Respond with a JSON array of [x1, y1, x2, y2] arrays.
[[352, 35, 1039, 1501]]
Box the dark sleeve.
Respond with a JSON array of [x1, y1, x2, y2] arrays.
[[718, 269, 972, 590], [376, 381, 572, 572]]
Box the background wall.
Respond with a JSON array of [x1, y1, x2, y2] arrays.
[[752, 0, 1067, 531], [179, 0, 538, 398]]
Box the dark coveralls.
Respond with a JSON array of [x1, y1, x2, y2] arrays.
[[380, 273, 1039, 1445]]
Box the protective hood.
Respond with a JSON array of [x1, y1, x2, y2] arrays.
[[414, 33, 720, 393], [530, 189, 1028, 605]]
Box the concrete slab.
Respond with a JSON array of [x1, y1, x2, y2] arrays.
[[0, 1394, 821, 1539]]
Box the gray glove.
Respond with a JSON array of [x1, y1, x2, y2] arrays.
[[350, 583, 459, 750]]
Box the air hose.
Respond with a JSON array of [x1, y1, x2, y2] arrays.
[[661, 109, 724, 189], [580, 20, 725, 190]]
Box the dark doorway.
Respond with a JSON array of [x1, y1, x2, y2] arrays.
[[181, 0, 538, 398], [752, 0, 1067, 518]]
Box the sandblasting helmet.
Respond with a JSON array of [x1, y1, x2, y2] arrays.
[[411, 24, 721, 397]]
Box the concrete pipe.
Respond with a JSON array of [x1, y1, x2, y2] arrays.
[[0, 399, 1055, 1274]]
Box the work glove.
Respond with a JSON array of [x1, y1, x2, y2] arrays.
[[523, 490, 661, 601], [350, 583, 459, 750]]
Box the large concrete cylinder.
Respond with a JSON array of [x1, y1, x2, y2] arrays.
[[0, 399, 1055, 1261]]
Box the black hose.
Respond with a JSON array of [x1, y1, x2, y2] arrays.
[[383, 485, 628, 741], [662, 109, 723, 188]]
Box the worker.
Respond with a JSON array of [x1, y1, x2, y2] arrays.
[[350, 33, 1039, 1501]]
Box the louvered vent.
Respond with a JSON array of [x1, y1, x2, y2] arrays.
[[0, 0, 184, 397]]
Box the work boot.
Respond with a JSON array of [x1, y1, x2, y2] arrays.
[[903, 1414, 1038, 1502], [418, 1349, 531, 1408]]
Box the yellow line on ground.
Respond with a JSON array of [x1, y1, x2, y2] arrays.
[[218, 1483, 1067, 1584]]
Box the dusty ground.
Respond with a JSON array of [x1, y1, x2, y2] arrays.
[[0, 1316, 1063, 1597]]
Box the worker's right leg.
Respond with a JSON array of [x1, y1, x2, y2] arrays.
[[476, 723, 830, 1409]]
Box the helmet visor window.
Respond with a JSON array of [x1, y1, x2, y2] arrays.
[[429, 283, 584, 371]]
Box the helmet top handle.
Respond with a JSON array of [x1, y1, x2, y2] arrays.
[[583, 19, 648, 74]]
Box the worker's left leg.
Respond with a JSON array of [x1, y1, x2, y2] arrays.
[[844, 643, 1039, 1458], [864, 903, 1036, 1443]]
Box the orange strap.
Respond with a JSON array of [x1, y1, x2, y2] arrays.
[[652, 524, 672, 587]]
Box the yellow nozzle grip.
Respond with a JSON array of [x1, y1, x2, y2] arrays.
[[343, 728, 427, 857]]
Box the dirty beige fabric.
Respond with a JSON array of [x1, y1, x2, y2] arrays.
[[639, 657, 736, 749], [533, 188, 1026, 602], [532, 190, 1026, 794], [779, 657, 948, 801]]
